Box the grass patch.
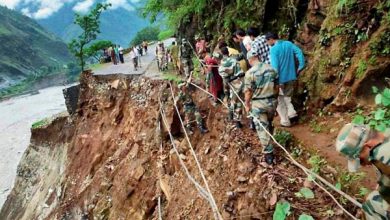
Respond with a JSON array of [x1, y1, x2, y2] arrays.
[[162, 72, 182, 83], [356, 60, 367, 79], [31, 119, 47, 129]]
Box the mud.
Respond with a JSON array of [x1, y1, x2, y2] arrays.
[[0, 72, 368, 220]]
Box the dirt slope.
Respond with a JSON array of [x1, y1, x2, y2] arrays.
[[0, 72, 369, 220]]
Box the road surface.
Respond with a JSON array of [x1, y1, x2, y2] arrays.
[[0, 38, 175, 208]]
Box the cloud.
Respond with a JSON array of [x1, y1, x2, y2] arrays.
[[105, 0, 134, 11], [20, 7, 31, 16], [0, 0, 22, 9], [73, 0, 94, 13], [2, 0, 139, 19]]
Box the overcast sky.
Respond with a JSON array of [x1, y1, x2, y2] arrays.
[[0, 0, 141, 19]]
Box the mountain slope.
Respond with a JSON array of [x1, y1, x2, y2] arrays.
[[35, 2, 150, 46], [0, 6, 73, 88]]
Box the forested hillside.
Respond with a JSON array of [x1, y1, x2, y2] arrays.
[[0, 6, 72, 89], [144, 0, 390, 111]]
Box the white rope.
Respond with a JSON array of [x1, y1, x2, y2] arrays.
[[227, 83, 361, 220], [159, 98, 221, 217], [169, 83, 223, 220], [158, 196, 162, 220], [183, 79, 361, 219], [181, 40, 362, 218], [157, 121, 163, 220]]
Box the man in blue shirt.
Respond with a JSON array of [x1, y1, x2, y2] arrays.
[[266, 32, 305, 127]]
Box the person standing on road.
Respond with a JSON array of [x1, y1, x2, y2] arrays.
[[130, 47, 138, 71], [114, 45, 120, 64], [244, 50, 279, 165], [118, 45, 124, 64], [266, 32, 305, 127], [179, 38, 194, 78], [169, 41, 180, 74], [143, 41, 148, 54], [335, 123, 390, 220], [156, 41, 166, 71], [109, 46, 117, 65], [137, 45, 142, 68]]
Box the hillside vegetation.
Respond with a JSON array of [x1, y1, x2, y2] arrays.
[[0, 6, 73, 89], [144, 0, 390, 112]]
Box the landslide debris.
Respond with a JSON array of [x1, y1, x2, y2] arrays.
[[1, 72, 362, 219]]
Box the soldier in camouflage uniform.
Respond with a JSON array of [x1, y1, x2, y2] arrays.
[[218, 47, 245, 128], [336, 123, 390, 220], [176, 82, 208, 134], [244, 50, 278, 165], [179, 38, 194, 78]]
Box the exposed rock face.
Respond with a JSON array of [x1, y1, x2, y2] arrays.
[[1, 72, 360, 219], [63, 85, 80, 115]]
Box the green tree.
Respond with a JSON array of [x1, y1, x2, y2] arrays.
[[68, 3, 111, 71], [85, 40, 113, 62], [130, 26, 160, 46]]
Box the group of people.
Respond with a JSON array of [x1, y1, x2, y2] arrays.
[[176, 28, 305, 166], [173, 28, 390, 220], [104, 45, 125, 65]]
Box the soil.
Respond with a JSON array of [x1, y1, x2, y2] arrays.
[[0, 73, 370, 220]]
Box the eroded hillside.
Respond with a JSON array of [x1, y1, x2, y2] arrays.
[[0, 72, 367, 219]]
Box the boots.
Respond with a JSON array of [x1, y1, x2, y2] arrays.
[[249, 119, 256, 131], [264, 152, 274, 165], [235, 121, 243, 129], [228, 111, 234, 121], [185, 125, 193, 135], [198, 124, 208, 134]]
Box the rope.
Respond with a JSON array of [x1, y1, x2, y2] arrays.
[[227, 83, 360, 220], [182, 39, 362, 218], [185, 79, 361, 219], [157, 121, 163, 220], [158, 98, 222, 219], [169, 83, 223, 220], [158, 196, 162, 220]]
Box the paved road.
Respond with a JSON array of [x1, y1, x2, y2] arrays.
[[0, 38, 175, 208], [94, 38, 175, 78]]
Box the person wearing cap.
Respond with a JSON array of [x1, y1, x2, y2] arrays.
[[169, 41, 180, 74], [218, 41, 248, 72], [195, 35, 206, 55], [336, 123, 390, 219], [179, 38, 194, 78], [244, 50, 279, 165], [247, 27, 271, 65], [218, 47, 245, 128], [156, 41, 166, 71], [176, 81, 208, 134], [266, 32, 305, 127]]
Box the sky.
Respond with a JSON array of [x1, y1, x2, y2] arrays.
[[0, 0, 142, 19]]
